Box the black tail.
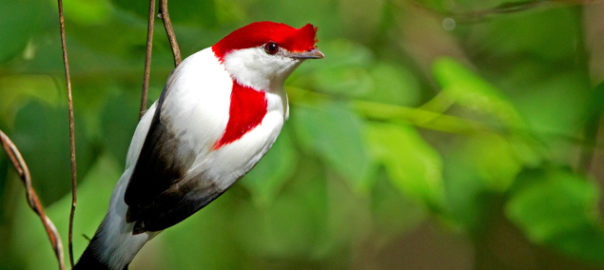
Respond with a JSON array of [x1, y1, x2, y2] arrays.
[[74, 245, 108, 270]]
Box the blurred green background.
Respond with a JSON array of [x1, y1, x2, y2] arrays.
[[1, 0, 604, 269]]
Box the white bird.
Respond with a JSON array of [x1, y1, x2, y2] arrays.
[[74, 21, 323, 270]]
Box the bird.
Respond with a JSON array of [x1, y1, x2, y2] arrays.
[[74, 21, 323, 270]]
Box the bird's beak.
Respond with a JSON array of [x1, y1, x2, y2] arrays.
[[286, 49, 325, 59]]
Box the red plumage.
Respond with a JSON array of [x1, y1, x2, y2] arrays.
[[213, 81, 268, 149], [212, 21, 318, 61]]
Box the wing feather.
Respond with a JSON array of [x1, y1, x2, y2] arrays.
[[124, 89, 224, 233]]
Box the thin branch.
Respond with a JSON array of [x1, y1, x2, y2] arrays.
[[406, 0, 604, 23], [288, 87, 604, 149], [140, 0, 157, 119], [0, 130, 66, 270], [158, 0, 181, 66], [56, 0, 77, 267]]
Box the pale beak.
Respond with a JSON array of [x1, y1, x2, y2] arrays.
[[287, 49, 325, 59]]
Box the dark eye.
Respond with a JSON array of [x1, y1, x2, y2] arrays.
[[264, 42, 279, 55]]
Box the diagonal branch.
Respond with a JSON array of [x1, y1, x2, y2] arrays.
[[158, 0, 181, 67], [406, 0, 604, 23], [140, 0, 157, 119], [56, 0, 77, 267], [0, 130, 66, 270]]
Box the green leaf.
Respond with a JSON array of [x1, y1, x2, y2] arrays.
[[233, 159, 331, 259], [512, 71, 589, 137], [590, 81, 604, 115], [0, 75, 61, 123], [100, 93, 139, 166], [12, 101, 97, 204], [440, 132, 539, 230], [462, 133, 523, 191], [151, 158, 331, 269], [292, 103, 373, 192], [246, 0, 341, 39], [339, 0, 384, 41], [312, 65, 373, 97], [506, 168, 604, 263], [470, 8, 579, 61], [432, 57, 523, 127], [292, 40, 374, 97], [0, 0, 51, 62], [63, 0, 111, 26], [442, 147, 494, 231], [11, 154, 121, 269], [241, 127, 298, 206], [169, 0, 218, 27], [366, 122, 444, 210], [108, 0, 147, 19], [364, 62, 421, 106], [146, 189, 245, 270], [301, 42, 419, 102], [371, 169, 426, 236], [308, 39, 373, 70], [110, 0, 217, 27], [213, 0, 247, 25]]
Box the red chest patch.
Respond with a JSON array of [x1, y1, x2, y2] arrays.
[[213, 82, 268, 150]]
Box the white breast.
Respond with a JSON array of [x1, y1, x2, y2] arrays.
[[199, 91, 285, 189], [156, 47, 287, 190]]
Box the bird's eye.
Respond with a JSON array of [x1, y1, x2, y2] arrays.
[[264, 42, 279, 55]]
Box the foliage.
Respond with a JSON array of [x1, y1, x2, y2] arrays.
[[1, 0, 603, 269]]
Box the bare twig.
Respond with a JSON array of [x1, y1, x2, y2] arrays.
[[158, 0, 181, 66], [0, 130, 66, 270], [289, 87, 604, 149], [56, 0, 77, 267], [140, 0, 157, 119]]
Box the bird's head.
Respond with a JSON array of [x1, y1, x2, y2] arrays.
[[212, 21, 324, 90]]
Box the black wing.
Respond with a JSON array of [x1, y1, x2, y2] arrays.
[[124, 91, 224, 234]]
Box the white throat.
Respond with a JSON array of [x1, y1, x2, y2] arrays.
[[221, 47, 302, 92]]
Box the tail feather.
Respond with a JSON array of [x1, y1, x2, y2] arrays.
[[74, 219, 152, 270], [74, 169, 154, 270], [74, 235, 122, 270]]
